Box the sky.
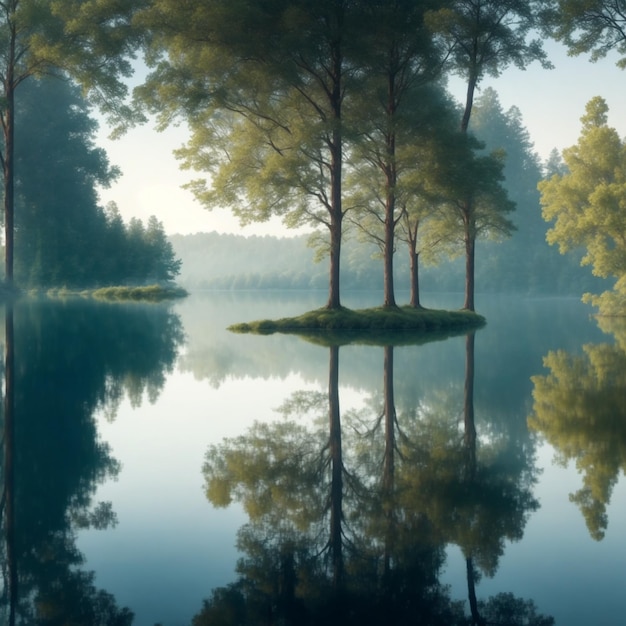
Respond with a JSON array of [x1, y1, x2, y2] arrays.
[[95, 40, 626, 237]]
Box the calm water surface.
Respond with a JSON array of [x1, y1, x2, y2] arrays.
[[1, 291, 624, 625]]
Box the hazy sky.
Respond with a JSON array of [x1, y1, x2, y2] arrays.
[[96, 41, 626, 237]]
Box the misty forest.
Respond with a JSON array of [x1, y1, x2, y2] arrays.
[[2, 2, 626, 626], [0, 0, 622, 316]]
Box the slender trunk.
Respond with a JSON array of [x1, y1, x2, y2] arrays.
[[464, 333, 483, 625], [409, 248, 421, 308], [4, 306, 16, 625], [466, 557, 485, 626], [382, 345, 396, 579], [383, 69, 397, 308], [461, 66, 478, 134], [460, 67, 478, 311], [328, 345, 343, 588], [383, 197, 396, 307], [464, 332, 476, 476], [328, 208, 342, 310], [463, 222, 476, 311], [3, 27, 16, 287], [326, 13, 343, 310]]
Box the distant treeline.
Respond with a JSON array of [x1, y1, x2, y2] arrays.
[[170, 229, 601, 297]]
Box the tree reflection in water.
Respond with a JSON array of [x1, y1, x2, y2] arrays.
[[530, 317, 626, 541], [200, 332, 553, 626], [0, 298, 184, 624]]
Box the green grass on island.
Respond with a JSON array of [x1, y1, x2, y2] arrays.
[[45, 284, 189, 302], [91, 285, 188, 301], [228, 305, 485, 345]]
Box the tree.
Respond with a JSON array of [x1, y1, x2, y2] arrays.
[[344, 1, 444, 308], [543, 0, 626, 66], [137, 0, 360, 309], [538, 96, 626, 314], [0, 0, 143, 287], [11, 77, 180, 289], [13, 77, 118, 287], [427, 0, 551, 309], [428, 131, 516, 303]]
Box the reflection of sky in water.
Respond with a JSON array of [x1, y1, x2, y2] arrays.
[[79, 372, 316, 626], [73, 293, 626, 626]]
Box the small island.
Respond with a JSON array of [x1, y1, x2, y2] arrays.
[[229, 305, 485, 345]]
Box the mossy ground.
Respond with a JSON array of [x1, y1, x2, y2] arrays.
[[229, 305, 485, 346]]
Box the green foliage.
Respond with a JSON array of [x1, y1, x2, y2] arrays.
[[91, 284, 188, 302], [529, 321, 626, 540], [539, 97, 626, 313], [543, 0, 626, 68], [9, 77, 182, 288], [428, 0, 552, 83], [228, 306, 485, 343]]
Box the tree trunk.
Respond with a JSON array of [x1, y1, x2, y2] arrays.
[[464, 331, 476, 478], [328, 344, 343, 588], [409, 248, 421, 308], [326, 12, 343, 311], [3, 26, 16, 288], [382, 345, 395, 494], [463, 334, 483, 625], [382, 345, 396, 585], [383, 70, 397, 308], [383, 205, 396, 307], [328, 211, 342, 310], [466, 557, 485, 626], [460, 68, 478, 311], [463, 219, 476, 311], [461, 70, 478, 133], [4, 305, 17, 625]]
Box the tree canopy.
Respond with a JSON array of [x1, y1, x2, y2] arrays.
[[0, 0, 145, 286], [11, 77, 181, 288], [543, 0, 626, 67], [538, 96, 626, 314]]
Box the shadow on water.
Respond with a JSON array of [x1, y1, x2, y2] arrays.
[[197, 329, 554, 626], [0, 298, 184, 624]]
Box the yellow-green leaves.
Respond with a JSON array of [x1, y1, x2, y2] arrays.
[[529, 321, 626, 539], [538, 97, 626, 314]]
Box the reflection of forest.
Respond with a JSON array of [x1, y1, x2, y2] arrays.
[[530, 317, 626, 541], [199, 332, 553, 625], [0, 299, 184, 623]]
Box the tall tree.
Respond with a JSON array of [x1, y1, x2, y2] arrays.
[[543, 0, 626, 66], [538, 96, 626, 314], [14, 77, 118, 287], [137, 0, 359, 309], [427, 0, 551, 309], [0, 0, 143, 287], [428, 131, 516, 301], [344, 0, 443, 308], [12, 77, 180, 289]]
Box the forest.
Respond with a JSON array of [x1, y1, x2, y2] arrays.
[[170, 89, 602, 298], [0, 1, 622, 314]]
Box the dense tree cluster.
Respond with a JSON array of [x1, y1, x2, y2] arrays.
[[134, 0, 556, 310], [539, 97, 626, 314], [170, 90, 600, 297], [11, 77, 180, 289]]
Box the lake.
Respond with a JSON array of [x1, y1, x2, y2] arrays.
[[1, 290, 624, 625]]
